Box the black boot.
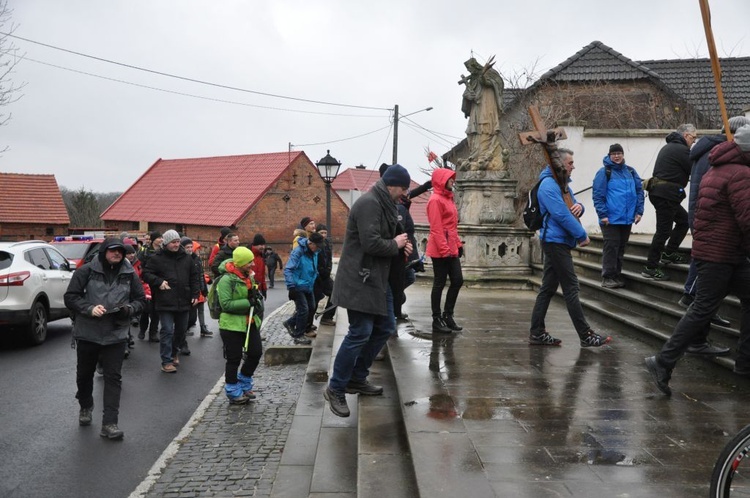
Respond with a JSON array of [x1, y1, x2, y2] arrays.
[[442, 312, 463, 331], [432, 316, 452, 334]]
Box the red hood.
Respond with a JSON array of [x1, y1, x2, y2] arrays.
[[431, 168, 456, 198]]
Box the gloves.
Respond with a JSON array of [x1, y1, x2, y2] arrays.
[[288, 288, 299, 300], [116, 305, 132, 319], [458, 246, 464, 258]]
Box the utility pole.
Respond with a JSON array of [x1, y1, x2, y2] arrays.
[[392, 104, 399, 164]]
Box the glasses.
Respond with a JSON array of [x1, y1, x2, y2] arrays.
[[610, 152, 624, 156]]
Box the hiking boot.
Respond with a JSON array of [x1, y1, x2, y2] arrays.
[[79, 405, 93, 426], [200, 327, 214, 337], [304, 329, 318, 338], [345, 379, 384, 396], [172, 353, 180, 366], [180, 346, 191, 356], [678, 294, 694, 309], [580, 330, 612, 348], [320, 317, 336, 326], [100, 424, 124, 440], [186, 329, 195, 336], [615, 277, 626, 288], [601, 277, 619, 288], [529, 331, 562, 346], [432, 317, 452, 334], [645, 356, 672, 396], [641, 266, 669, 280], [161, 363, 177, 373], [324, 387, 350, 417], [660, 251, 689, 265], [282, 320, 296, 338], [686, 342, 731, 356], [225, 383, 251, 405], [712, 314, 731, 327], [293, 336, 312, 345], [237, 373, 256, 398], [442, 313, 463, 331]]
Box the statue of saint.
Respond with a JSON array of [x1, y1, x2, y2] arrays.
[[459, 57, 507, 172]]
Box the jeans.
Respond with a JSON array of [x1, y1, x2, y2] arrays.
[[646, 195, 689, 267], [220, 327, 262, 384], [286, 289, 314, 336], [431, 257, 464, 316], [600, 224, 632, 279], [159, 310, 189, 365], [530, 242, 591, 337], [657, 259, 750, 369], [76, 340, 126, 425], [329, 286, 395, 392]]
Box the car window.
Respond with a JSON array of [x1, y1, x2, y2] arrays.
[[52, 243, 89, 260], [46, 248, 69, 270], [0, 251, 12, 271], [26, 248, 53, 270]]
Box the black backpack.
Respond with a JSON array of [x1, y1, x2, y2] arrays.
[[523, 179, 548, 231]]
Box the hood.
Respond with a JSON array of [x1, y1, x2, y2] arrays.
[[297, 237, 319, 253], [690, 134, 725, 161], [98, 238, 126, 268], [665, 131, 687, 146], [431, 168, 456, 197], [602, 155, 627, 170], [709, 140, 750, 168]]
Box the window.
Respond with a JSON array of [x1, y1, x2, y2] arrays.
[[45, 227, 54, 236], [26, 248, 53, 270], [46, 248, 69, 270]]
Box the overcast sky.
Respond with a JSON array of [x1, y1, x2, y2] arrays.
[[1, 0, 748, 192]]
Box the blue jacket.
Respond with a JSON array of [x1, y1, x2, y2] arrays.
[[284, 237, 319, 292], [538, 166, 588, 247], [592, 156, 644, 225]]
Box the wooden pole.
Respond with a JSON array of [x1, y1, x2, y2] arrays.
[[699, 0, 733, 140]]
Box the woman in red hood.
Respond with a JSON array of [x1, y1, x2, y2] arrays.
[[426, 168, 464, 333]]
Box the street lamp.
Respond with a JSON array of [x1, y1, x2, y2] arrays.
[[392, 105, 433, 163], [315, 150, 342, 240]]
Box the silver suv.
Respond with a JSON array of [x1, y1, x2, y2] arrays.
[[0, 240, 75, 345]]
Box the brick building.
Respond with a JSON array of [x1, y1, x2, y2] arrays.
[[100, 151, 350, 261], [0, 173, 70, 241]]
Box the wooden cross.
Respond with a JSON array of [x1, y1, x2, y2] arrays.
[[518, 105, 574, 208]]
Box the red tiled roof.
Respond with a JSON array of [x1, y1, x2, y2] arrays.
[[331, 167, 430, 225], [0, 173, 70, 224], [101, 152, 305, 226]]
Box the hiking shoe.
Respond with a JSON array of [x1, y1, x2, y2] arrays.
[[79, 406, 93, 426], [172, 353, 180, 366], [686, 342, 731, 356], [228, 394, 250, 405], [711, 314, 731, 327], [614, 277, 626, 288], [432, 317, 452, 334], [345, 379, 384, 396], [100, 424, 124, 440], [282, 320, 296, 338], [660, 251, 689, 265], [580, 330, 612, 348], [678, 294, 693, 309], [180, 346, 191, 356], [320, 318, 336, 326], [186, 330, 195, 336], [645, 356, 672, 396], [641, 266, 669, 280], [137, 331, 146, 340], [601, 277, 619, 288], [304, 329, 318, 338], [324, 387, 350, 417], [161, 363, 177, 373], [293, 336, 312, 345], [529, 331, 562, 346], [200, 328, 214, 337], [442, 313, 463, 331]]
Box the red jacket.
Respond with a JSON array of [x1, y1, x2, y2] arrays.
[[132, 258, 152, 300], [251, 246, 267, 293], [692, 141, 750, 264], [426, 168, 462, 258]]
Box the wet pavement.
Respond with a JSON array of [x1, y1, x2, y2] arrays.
[[132, 285, 750, 497]]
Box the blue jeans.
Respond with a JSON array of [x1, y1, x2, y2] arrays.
[[285, 289, 314, 336], [329, 286, 395, 392], [159, 310, 189, 365]]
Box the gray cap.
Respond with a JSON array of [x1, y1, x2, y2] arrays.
[[735, 124, 750, 152]]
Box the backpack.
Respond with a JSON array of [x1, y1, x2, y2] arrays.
[[207, 274, 226, 319], [605, 165, 636, 182], [522, 179, 548, 231]]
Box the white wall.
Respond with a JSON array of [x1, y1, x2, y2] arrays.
[[558, 126, 693, 234]]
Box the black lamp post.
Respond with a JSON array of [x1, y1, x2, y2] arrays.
[[315, 150, 342, 239]]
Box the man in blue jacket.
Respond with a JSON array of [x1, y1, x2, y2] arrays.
[[283, 232, 324, 345], [529, 148, 612, 348], [592, 143, 644, 289]]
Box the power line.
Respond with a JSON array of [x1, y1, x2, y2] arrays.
[[293, 124, 392, 147], [3, 31, 391, 112], [372, 123, 393, 168], [400, 115, 463, 141], [22, 57, 385, 118], [400, 120, 455, 149]]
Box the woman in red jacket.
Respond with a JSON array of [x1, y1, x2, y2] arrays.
[[426, 168, 464, 333]]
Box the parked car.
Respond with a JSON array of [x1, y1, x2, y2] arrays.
[[49, 235, 104, 268], [0, 240, 75, 345]]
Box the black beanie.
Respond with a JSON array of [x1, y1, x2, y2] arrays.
[[609, 143, 624, 155], [382, 164, 411, 188], [252, 233, 266, 246], [316, 223, 328, 232], [220, 227, 232, 237], [149, 230, 162, 241], [300, 217, 313, 229], [379, 163, 390, 177], [180, 236, 193, 247]]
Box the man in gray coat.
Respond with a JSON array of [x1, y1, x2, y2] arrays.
[[324, 164, 413, 417]]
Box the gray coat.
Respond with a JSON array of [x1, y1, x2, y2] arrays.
[[331, 180, 400, 315]]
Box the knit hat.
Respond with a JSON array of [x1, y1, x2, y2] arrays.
[[232, 246, 254, 267], [379, 163, 390, 177], [609, 143, 624, 154], [180, 236, 193, 247], [316, 223, 328, 232], [162, 230, 180, 245], [726, 116, 750, 134], [381, 164, 411, 188], [300, 217, 313, 229], [735, 124, 750, 152], [149, 230, 162, 241], [124, 244, 136, 255], [220, 227, 232, 237], [308, 232, 324, 245], [251, 233, 266, 246]]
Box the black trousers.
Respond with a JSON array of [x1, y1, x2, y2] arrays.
[[600, 224, 632, 279], [431, 257, 463, 317], [220, 327, 262, 384], [657, 259, 750, 370], [139, 300, 159, 337], [76, 340, 126, 425], [646, 195, 689, 267]]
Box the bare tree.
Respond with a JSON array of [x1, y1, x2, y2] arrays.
[[0, 0, 25, 152], [60, 187, 123, 227]]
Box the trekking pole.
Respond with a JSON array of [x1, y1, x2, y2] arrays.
[[242, 306, 254, 361]]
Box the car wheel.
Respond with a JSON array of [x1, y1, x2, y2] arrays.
[[27, 301, 48, 345]]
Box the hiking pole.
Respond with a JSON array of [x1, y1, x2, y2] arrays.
[[315, 304, 336, 319], [242, 306, 254, 361]]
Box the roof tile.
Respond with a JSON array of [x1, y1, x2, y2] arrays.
[[0, 173, 70, 224]]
